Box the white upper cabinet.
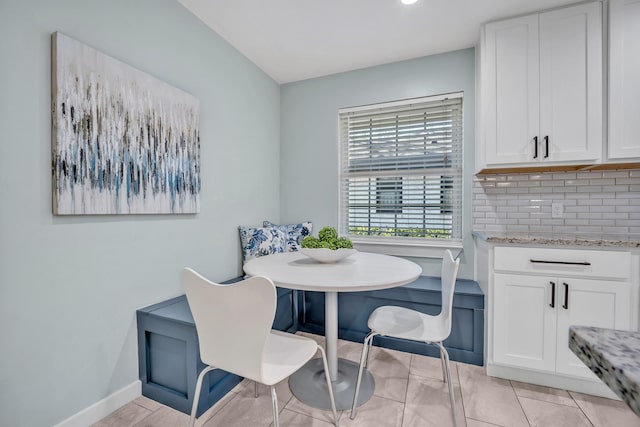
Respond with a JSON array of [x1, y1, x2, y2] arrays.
[[479, 2, 603, 170], [608, 0, 640, 160]]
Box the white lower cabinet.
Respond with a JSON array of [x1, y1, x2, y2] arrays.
[[494, 273, 630, 380], [488, 245, 637, 393]]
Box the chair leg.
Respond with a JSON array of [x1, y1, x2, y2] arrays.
[[364, 333, 375, 368], [317, 346, 339, 427], [271, 385, 279, 427], [440, 348, 447, 383], [189, 366, 216, 427], [255, 381, 259, 398], [350, 332, 377, 420], [436, 342, 458, 427]]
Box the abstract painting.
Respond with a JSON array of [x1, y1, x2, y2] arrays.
[[51, 32, 200, 214]]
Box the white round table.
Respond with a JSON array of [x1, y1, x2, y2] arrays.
[[243, 251, 422, 410]]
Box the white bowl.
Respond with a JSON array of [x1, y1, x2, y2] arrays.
[[300, 248, 357, 263]]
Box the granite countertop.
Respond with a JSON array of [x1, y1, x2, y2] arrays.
[[569, 326, 640, 416], [473, 231, 640, 248]]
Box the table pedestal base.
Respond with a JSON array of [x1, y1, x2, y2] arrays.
[[289, 357, 375, 410]]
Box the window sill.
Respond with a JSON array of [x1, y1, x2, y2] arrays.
[[351, 238, 463, 259]]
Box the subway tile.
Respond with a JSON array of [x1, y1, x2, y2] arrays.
[[578, 212, 602, 220], [616, 191, 640, 199], [590, 206, 616, 213], [518, 219, 541, 225], [565, 193, 590, 199], [577, 226, 603, 233], [565, 206, 590, 213], [577, 186, 603, 192], [506, 175, 531, 181], [554, 172, 576, 180], [518, 181, 542, 187], [529, 226, 554, 233], [553, 186, 577, 193], [602, 226, 630, 234], [577, 199, 603, 206], [615, 220, 638, 226], [505, 225, 530, 232], [541, 219, 565, 226], [474, 218, 496, 224], [578, 171, 601, 179], [629, 169, 640, 177], [589, 178, 616, 185], [552, 226, 577, 233], [603, 185, 630, 193], [589, 219, 616, 226], [565, 219, 590, 226], [541, 180, 566, 187], [590, 192, 617, 199], [602, 170, 631, 178]]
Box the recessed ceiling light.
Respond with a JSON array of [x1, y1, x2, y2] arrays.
[[401, 0, 419, 5]]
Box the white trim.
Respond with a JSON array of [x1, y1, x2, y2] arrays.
[[53, 380, 141, 427], [352, 238, 463, 258], [486, 363, 619, 400], [339, 91, 464, 114]]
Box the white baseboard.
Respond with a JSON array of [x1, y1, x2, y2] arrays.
[[54, 380, 142, 427], [486, 363, 619, 400]]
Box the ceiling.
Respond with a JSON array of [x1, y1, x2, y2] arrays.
[[179, 0, 579, 84]]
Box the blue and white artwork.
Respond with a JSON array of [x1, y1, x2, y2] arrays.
[[51, 32, 200, 214]]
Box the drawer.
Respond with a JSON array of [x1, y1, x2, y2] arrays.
[[493, 246, 631, 280]]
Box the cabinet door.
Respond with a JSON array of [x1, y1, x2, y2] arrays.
[[608, 0, 640, 160], [483, 15, 540, 166], [555, 279, 631, 379], [493, 273, 556, 372], [539, 2, 602, 163]]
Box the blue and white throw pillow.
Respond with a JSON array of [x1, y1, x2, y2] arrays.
[[238, 226, 287, 263], [263, 221, 312, 252]]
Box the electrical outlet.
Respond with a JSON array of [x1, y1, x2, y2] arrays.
[[551, 202, 564, 219]]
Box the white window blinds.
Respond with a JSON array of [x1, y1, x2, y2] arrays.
[[338, 93, 463, 243]]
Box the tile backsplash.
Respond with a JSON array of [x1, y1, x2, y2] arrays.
[[472, 169, 640, 239]]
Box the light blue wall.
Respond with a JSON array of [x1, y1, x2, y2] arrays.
[[0, 1, 280, 425], [280, 49, 476, 279]]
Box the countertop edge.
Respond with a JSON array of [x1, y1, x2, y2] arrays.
[[472, 231, 640, 248], [569, 326, 640, 416]]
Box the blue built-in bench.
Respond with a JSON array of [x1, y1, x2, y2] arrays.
[[297, 276, 484, 366], [136, 277, 296, 417], [136, 275, 483, 416]]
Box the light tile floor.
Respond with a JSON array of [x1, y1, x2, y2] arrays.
[[94, 333, 640, 427]]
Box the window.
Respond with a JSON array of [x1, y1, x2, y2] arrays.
[[338, 93, 463, 247]]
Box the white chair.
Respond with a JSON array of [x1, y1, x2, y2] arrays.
[[350, 250, 461, 426], [182, 268, 339, 427]]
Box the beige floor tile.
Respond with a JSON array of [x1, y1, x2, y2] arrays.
[[410, 353, 460, 385], [194, 389, 238, 426], [570, 391, 640, 427], [341, 395, 404, 427], [229, 378, 251, 394], [133, 406, 189, 427], [457, 363, 528, 427], [511, 380, 577, 408], [337, 338, 366, 363], [465, 419, 502, 427], [402, 374, 465, 427], [296, 331, 326, 347], [133, 396, 163, 412], [202, 380, 292, 427], [368, 347, 412, 403], [91, 402, 152, 427], [271, 408, 336, 426], [518, 396, 591, 427], [284, 395, 343, 424]]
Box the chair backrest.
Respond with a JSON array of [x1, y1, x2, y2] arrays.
[[182, 268, 276, 382], [439, 250, 461, 336]]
